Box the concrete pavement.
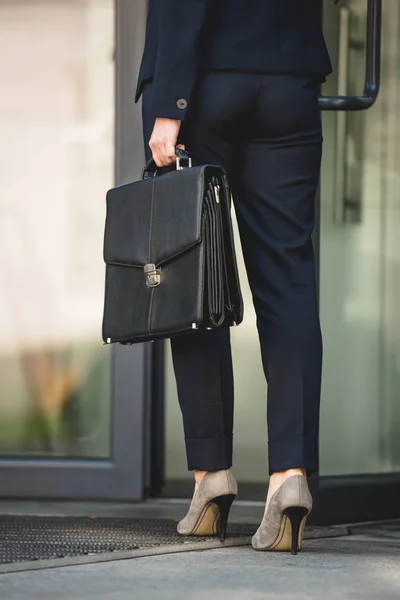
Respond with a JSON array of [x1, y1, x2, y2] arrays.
[[1, 532, 399, 600]]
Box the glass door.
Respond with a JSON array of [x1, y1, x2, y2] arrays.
[[0, 0, 150, 500], [162, 0, 400, 517], [319, 0, 400, 477]]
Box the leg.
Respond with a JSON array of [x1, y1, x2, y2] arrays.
[[142, 79, 239, 473], [170, 328, 234, 471], [234, 75, 323, 477]]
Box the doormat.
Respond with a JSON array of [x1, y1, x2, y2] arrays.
[[0, 516, 348, 574]]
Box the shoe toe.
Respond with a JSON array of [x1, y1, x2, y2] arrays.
[[177, 517, 190, 536], [251, 520, 280, 550], [251, 530, 263, 550]]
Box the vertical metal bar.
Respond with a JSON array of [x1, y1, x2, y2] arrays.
[[333, 7, 350, 224], [312, 0, 323, 303], [149, 341, 165, 495], [113, 0, 150, 500], [115, 0, 148, 185], [365, 0, 381, 99], [313, 186, 321, 304]]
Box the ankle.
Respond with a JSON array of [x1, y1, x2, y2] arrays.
[[270, 468, 306, 487], [194, 470, 208, 488]]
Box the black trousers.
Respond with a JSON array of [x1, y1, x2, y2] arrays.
[[142, 72, 323, 475]]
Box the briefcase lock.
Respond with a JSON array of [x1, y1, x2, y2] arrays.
[[144, 263, 161, 288]]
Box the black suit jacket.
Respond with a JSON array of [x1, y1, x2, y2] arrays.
[[136, 0, 332, 121]]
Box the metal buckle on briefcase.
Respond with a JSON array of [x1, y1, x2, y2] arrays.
[[144, 264, 161, 287], [176, 156, 192, 170], [175, 148, 192, 171]]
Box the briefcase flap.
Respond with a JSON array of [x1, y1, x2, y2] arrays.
[[104, 166, 209, 269]]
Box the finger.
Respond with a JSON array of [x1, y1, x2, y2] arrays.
[[154, 143, 175, 167], [150, 147, 163, 168], [153, 152, 165, 168], [176, 144, 186, 151], [150, 140, 176, 167], [154, 147, 168, 167], [165, 141, 177, 164], [149, 141, 163, 167]]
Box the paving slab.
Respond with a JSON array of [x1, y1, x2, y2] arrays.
[[1, 534, 399, 600]]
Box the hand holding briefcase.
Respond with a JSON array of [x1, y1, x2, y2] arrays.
[[102, 151, 243, 345]]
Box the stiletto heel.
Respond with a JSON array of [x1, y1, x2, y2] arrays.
[[283, 506, 309, 555], [177, 470, 238, 538], [213, 494, 236, 541], [252, 475, 312, 553]]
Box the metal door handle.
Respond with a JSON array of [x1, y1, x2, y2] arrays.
[[322, 0, 382, 225], [319, 0, 381, 111]]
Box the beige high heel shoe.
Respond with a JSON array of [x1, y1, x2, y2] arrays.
[[177, 470, 238, 541], [252, 475, 312, 554]]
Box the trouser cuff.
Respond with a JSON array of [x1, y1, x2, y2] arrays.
[[185, 435, 233, 471], [268, 435, 318, 476]]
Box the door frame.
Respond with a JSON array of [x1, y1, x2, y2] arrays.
[[0, 0, 150, 501]]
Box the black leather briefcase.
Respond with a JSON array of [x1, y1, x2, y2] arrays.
[[102, 154, 243, 345]]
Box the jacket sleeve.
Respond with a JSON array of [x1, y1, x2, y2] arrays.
[[152, 0, 211, 120]]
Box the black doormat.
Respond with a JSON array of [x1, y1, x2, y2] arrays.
[[0, 516, 253, 565], [0, 515, 348, 574]]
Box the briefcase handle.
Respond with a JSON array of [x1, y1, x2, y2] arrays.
[[142, 148, 192, 179]]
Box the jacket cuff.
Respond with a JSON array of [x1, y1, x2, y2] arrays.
[[152, 95, 189, 121]]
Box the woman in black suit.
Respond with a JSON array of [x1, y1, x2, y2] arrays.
[[136, 0, 332, 554]]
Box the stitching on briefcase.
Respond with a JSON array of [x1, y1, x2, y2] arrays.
[[147, 176, 157, 336], [148, 177, 156, 264]]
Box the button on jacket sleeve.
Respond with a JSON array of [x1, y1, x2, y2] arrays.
[[152, 0, 211, 120]]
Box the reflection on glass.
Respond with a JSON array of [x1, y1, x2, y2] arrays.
[[319, 0, 400, 475], [0, 0, 114, 457]]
